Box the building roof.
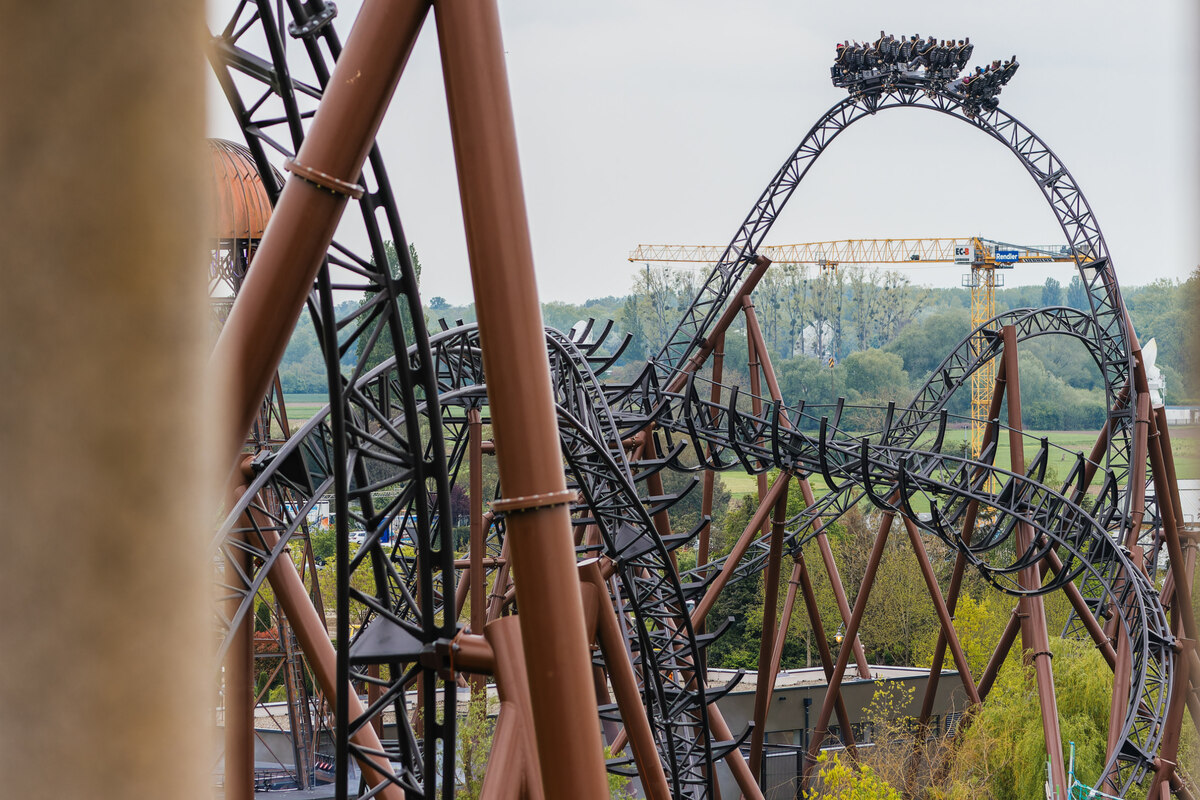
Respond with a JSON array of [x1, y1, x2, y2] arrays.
[[208, 138, 274, 241]]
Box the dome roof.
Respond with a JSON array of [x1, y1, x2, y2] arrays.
[[208, 138, 274, 240]]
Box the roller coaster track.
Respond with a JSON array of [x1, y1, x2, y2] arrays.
[[208, 1, 455, 794], [207, 6, 1183, 795], [614, 72, 1166, 793], [214, 321, 720, 797], [649, 77, 1135, 525], [610, 348, 1170, 792]]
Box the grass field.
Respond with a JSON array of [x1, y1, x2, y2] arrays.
[[283, 400, 327, 425]]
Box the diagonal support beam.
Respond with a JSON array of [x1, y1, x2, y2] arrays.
[[1001, 325, 1068, 797]]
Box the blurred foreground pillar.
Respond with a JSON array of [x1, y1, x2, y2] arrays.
[[0, 4, 213, 800]]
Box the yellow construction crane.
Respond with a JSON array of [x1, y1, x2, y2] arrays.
[[629, 238, 1077, 456]]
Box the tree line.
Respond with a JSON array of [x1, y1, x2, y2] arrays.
[[276, 254, 1200, 424]]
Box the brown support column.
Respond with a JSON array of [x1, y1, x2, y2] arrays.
[[1152, 406, 1185, 531], [977, 609, 1022, 700], [793, 554, 857, 740], [743, 301, 870, 683], [1102, 396, 1147, 790], [665, 257, 772, 394], [486, 523, 513, 622], [691, 476, 790, 628], [641, 428, 679, 574], [1102, 617, 1133, 793], [744, 303, 771, 534], [699, 331, 726, 584], [1001, 326, 1068, 797], [580, 561, 672, 800], [258, 521, 402, 795], [900, 516, 981, 706], [749, 478, 791, 777], [742, 292, 786, 405], [0, 3, 214, 797], [919, 357, 1007, 723], [477, 704, 524, 799], [707, 704, 767, 800], [468, 409, 486, 694], [1144, 406, 1200, 795], [1147, 410, 1200, 651], [433, 3, 608, 796], [1121, 392, 1152, 554], [770, 561, 802, 678], [485, 618, 546, 800], [798, 479, 872, 678], [1149, 638, 1192, 797], [804, 510, 895, 773], [206, 2, 430, 781]]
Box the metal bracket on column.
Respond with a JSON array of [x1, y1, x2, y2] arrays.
[[284, 157, 366, 199]]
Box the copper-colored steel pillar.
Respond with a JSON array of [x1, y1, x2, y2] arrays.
[[792, 553, 857, 754], [580, 561, 672, 800], [1001, 326, 1068, 796], [804, 511, 895, 772], [468, 409, 486, 694], [919, 357, 1007, 723], [1103, 614, 1133, 793], [1152, 405, 1185, 531], [691, 476, 790, 627], [1129, 390, 1152, 542], [484, 617, 545, 800], [433, 2, 609, 796], [749, 479, 790, 778], [1144, 404, 1200, 795], [1149, 640, 1192, 797], [707, 704, 766, 800], [770, 560, 802, 677], [977, 609, 1022, 700], [900, 515, 981, 705], [744, 304, 772, 536], [699, 330, 726, 568], [665, 257, 772, 394], [744, 303, 872, 682], [798, 479, 871, 678], [1147, 410, 1200, 650], [210, 0, 429, 471], [641, 429, 680, 573], [258, 522, 402, 796]]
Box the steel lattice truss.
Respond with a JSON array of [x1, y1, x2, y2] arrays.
[[207, 8, 1188, 798], [649, 80, 1134, 521]]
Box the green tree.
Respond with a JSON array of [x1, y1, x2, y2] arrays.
[[884, 307, 971, 393], [1041, 277, 1063, 307], [949, 639, 1120, 800], [1066, 274, 1088, 310], [619, 295, 648, 362], [842, 349, 909, 401], [805, 752, 902, 800], [356, 241, 423, 373]]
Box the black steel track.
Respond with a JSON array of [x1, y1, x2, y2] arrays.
[[208, 1, 454, 796], [207, 13, 1178, 796], [619, 71, 1166, 794]]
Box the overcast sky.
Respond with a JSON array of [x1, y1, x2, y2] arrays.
[[208, 1, 1199, 305]]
